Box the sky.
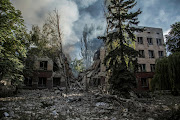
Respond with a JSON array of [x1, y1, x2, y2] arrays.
[[12, 0, 180, 59]]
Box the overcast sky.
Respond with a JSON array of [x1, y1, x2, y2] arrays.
[[12, 0, 180, 59]]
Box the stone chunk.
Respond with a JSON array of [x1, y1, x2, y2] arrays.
[[4, 112, 9, 117]]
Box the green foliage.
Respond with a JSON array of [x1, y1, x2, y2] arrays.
[[71, 58, 85, 77], [151, 57, 171, 90], [28, 25, 50, 57], [152, 52, 180, 92], [24, 24, 59, 75], [28, 9, 64, 59], [166, 22, 180, 53], [153, 22, 180, 94], [100, 0, 142, 95], [0, 0, 29, 85], [71, 58, 85, 73], [25, 11, 65, 77], [168, 52, 180, 90]]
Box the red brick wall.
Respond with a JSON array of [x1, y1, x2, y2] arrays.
[[33, 70, 52, 78]]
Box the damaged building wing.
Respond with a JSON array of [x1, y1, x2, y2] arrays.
[[78, 47, 107, 90], [23, 55, 74, 89]]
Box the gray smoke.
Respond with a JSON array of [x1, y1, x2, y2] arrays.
[[12, 0, 180, 59]]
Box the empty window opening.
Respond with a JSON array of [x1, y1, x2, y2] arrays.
[[137, 37, 143, 44], [156, 38, 162, 45], [158, 51, 164, 58], [139, 50, 145, 58], [24, 77, 32, 86], [147, 38, 153, 45], [53, 62, 59, 72], [139, 64, 146, 72], [40, 61, 48, 70], [38, 77, 46, 87], [149, 50, 155, 58], [150, 64, 155, 72]]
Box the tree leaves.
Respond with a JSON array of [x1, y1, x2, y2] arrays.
[[0, 0, 28, 85], [152, 52, 180, 92], [166, 22, 180, 53]]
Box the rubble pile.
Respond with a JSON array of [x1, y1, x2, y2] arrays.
[[0, 88, 180, 120]]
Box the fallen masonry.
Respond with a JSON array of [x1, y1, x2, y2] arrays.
[[0, 88, 180, 120]]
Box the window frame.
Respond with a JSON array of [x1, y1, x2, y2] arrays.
[[137, 37, 143, 44], [139, 50, 145, 58], [148, 50, 155, 58], [39, 61, 48, 70], [38, 77, 47, 87], [24, 77, 32, 86], [139, 64, 146, 72], [158, 51, 164, 58], [150, 64, 155, 72], [156, 38, 162, 46]]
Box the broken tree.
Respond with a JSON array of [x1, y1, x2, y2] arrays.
[[44, 9, 71, 93]]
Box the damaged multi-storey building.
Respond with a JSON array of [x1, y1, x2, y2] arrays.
[[24, 55, 74, 89], [77, 47, 107, 90], [135, 27, 166, 90], [85, 26, 166, 91]]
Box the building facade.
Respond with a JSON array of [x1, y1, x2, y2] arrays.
[[90, 27, 166, 91], [135, 27, 166, 90], [24, 56, 72, 89]]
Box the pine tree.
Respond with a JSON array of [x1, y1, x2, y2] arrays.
[[101, 0, 143, 96]]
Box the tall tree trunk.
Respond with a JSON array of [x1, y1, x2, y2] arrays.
[[55, 10, 69, 93]]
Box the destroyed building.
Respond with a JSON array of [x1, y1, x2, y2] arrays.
[[24, 56, 74, 89], [78, 47, 107, 90]]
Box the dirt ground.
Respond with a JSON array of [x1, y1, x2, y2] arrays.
[[0, 88, 180, 120]]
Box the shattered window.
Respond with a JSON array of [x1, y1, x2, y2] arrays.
[[137, 37, 143, 44], [38, 77, 46, 87], [139, 50, 145, 58], [156, 38, 162, 46], [147, 38, 153, 45], [148, 50, 155, 58], [139, 64, 146, 72], [158, 51, 164, 58], [53, 62, 59, 72], [150, 64, 155, 72], [24, 77, 32, 86], [40, 61, 48, 70]]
